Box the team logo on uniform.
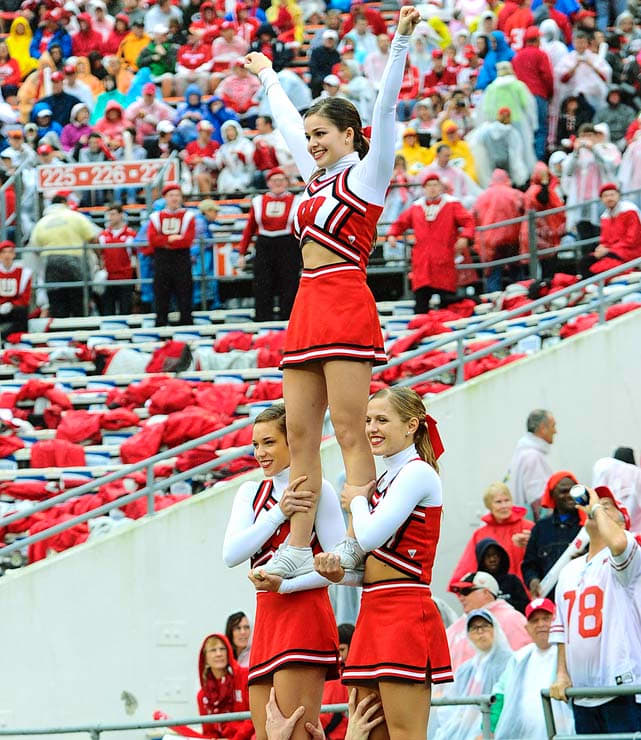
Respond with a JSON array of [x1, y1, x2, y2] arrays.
[[348, 235, 356, 243], [161, 217, 181, 235], [0, 278, 17, 297], [265, 201, 286, 217], [408, 548, 417, 558]]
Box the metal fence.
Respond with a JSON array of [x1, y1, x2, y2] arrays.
[[0, 695, 495, 740], [541, 685, 641, 740]]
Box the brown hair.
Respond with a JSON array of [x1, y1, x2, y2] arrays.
[[201, 636, 226, 682], [254, 403, 287, 440], [304, 97, 370, 160], [370, 387, 439, 472]]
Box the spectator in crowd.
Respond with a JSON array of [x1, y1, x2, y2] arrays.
[[476, 30, 514, 90], [595, 86, 636, 150], [433, 610, 513, 740], [407, 99, 439, 146], [174, 84, 208, 130], [2, 129, 37, 168], [475, 538, 530, 613], [252, 114, 296, 182], [6, 17, 38, 81], [342, 14, 378, 65], [34, 108, 63, 140], [309, 29, 341, 99], [395, 127, 431, 175], [125, 83, 174, 144], [196, 633, 253, 739], [557, 31, 611, 111], [217, 61, 261, 125], [137, 25, 176, 98], [60, 103, 93, 154], [432, 120, 477, 182], [423, 48, 458, 90], [90, 76, 127, 127], [473, 168, 525, 291], [38, 71, 81, 127], [176, 31, 213, 96], [522, 471, 583, 599], [98, 203, 136, 316], [72, 13, 105, 58], [0, 42, 22, 104], [28, 193, 100, 318], [556, 94, 594, 144], [0, 240, 32, 339], [550, 487, 641, 734], [93, 101, 127, 150], [363, 33, 390, 90], [215, 120, 255, 193], [145, 0, 183, 34], [450, 482, 533, 592], [492, 598, 575, 739], [421, 143, 481, 209], [511, 26, 554, 159], [506, 408, 556, 514], [447, 571, 531, 671], [184, 120, 220, 194], [225, 611, 252, 668], [248, 23, 293, 73], [30, 11, 72, 61], [593, 447, 641, 531], [387, 173, 475, 312], [238, 167, 301, 321], [192, 199, 221, 310], [335, 61, 375, 126], [147, 182, 196, 327], [63, 63, 95, 113], [117, 19, 150, 72], [205, 96, 240, 145], [212, 22, 250, 72], [583, 182, 641, 276], [319, 623, 352, 740], [104, 14, 131, 57], [519, 162, 566, 278]]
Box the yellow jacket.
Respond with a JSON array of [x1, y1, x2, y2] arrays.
[[118, 31, 151, 71], [7, 16, 38, 78], [427, 119, 478, 182], [396, 140, 433, 176]]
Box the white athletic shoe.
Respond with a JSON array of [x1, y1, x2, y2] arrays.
[[258, 544, 314, 578], [333, 536, 366, 571]]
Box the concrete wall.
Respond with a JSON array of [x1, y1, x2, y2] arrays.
[[2, 309, 640, 732]]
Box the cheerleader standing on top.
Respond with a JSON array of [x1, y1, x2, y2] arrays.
[[222, 405, 345, 740], [316, 388, 453, 740], [243, 6, 422, 581]]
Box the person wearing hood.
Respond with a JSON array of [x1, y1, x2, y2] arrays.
[[176, 31, 213, 95], [506, 409, 555, 516], [469, 108, 529, 187], [593, 448, 641, 532], [429, 119, 478, 181], [212, 21, 250, 71], [7, 17, 38, 80], [117, 20, 151, 72], [395, 127, 431, 175], [196, 633, 253, 739], [521, 471, 583, 599], [215, 119, 255, 193], [475, 30, 514, 90], [93, 100, 127, 148], [450, 482, 534, 592], [90, 75, 127, 126], [174, 84, 209, 127], [388, 173, 475, 311], [91, 1, 114, 42], [72, 12, 105, 57], [473, 168, 525, 291], [30, 11, 73, 60], [204, 96, 239, 145], [519, 161, 566, 277], [248, 23, 293, 73], [432, 610, 513, 740], [60, 103, 93, 152], [475, 538, 529, 613], [334, 60, 375, 127], [104, 14, 130, 56], [594, 86, 636, 149]]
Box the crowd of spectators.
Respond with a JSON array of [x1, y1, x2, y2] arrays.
[[1, 0, 641, 316]]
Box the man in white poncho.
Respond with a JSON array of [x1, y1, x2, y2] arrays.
[[556, 30, 611, 111], [492, 598, 575, 739]]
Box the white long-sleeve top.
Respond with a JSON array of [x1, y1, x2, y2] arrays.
[[222, 468, 345, 594], [258, 32, 410, 206]]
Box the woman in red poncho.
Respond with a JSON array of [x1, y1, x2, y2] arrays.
[[448, 481, 534, 591], [519, 161, 566, 278], [197, 633, 254, 740]]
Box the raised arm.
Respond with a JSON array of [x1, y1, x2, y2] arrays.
[[246, 53, 316, 181], [353, 7, 419, 203]]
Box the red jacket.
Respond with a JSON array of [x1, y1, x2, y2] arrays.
[[399, 64, 420, 100], [99, 225, 137, 280], [178, 41, 213, 70], [389, 194, 475, 292], [592, 200, 641, 273], [473, 171, 524, 262], [147, 209, 197, 251], [422, 66, 457, 91], [341, 7, 388, 37], [448, 506, 535, 589], [512, 45, 554, 99], [72, 16, 105, 57], [0, 262, 32, 307], [504, 8, 534, 46], [0, 59, 21, 88], [497, 0, 519, 30], [197, 633, 253, 740]]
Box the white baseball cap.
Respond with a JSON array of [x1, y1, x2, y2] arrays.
[[156, 120, 175, 133], [450, 571, 499, 597], [323, 74, 341, 87]]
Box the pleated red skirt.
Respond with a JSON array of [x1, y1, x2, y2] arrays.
[[281, 263, 387, 368]]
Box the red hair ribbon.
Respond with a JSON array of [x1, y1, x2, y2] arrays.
[[425, 414, 444, 459]]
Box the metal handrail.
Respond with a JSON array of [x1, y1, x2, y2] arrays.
[[0, 159, 29, 243], [541, 685, 641, 740], [0, 695, 496, 739], [145, 150, 179, 217]]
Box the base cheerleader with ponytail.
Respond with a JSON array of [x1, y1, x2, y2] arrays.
[[316, 388, 453, 740]]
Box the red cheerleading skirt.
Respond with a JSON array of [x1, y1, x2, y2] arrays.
[[343, 580, 453, 685], [281, 263, 387, 368], [248, 587, 340, 685]]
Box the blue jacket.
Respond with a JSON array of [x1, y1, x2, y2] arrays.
[[205, 96, 239, 145], [30, 27, 72, 59], [174, 84, 209, 126], [476, 31, 515, 90]]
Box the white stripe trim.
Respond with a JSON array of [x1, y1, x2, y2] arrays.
[[303, 225, 360, 262], [284, 347, 386, 362], [250, 652, 336, 679], [336, 171, 367, 214], [362, 581, 430, 593], [328, 204, 350, 232], [343, 667, 426, 680], [301, 264, 360, 279], [431, 669, 454, 679], [372, 549, 422, 576]]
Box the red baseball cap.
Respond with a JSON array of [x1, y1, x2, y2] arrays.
[[0, 240, 15, 251], [37, 144, 54, 155], [161, 182, 182, 196], [422, 172, 441, 184], [432, 48, 443, 58], [540, 471, 578, 508], [143, 82, 157, 95], [221, 20, 236, 30], [525, 597, 555, 620], [266, 167, 286, 180], [201, 1, 215, 8], [498, 106, 511, 116], [594, 485, 631, 529], [524, 25, 540, 41], [464, 44, 477, 59], [599, 182, 619, 196], [63, 64, 76, 75], [51, 71, 64, 82]]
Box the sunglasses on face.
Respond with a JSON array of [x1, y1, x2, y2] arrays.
[[454, 587, 481, 596]]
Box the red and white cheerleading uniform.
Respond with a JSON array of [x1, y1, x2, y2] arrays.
[[258, 31, 411, 367], [222, 468, 345, 685], [99, 225, 136, 280], [341, 445, 453, 685], [550, 531, 641, 707], [0, 261, 32, 308]]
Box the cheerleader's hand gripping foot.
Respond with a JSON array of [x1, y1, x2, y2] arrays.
[[332, 536, 366, 571], [255, 543, 314, 579]]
